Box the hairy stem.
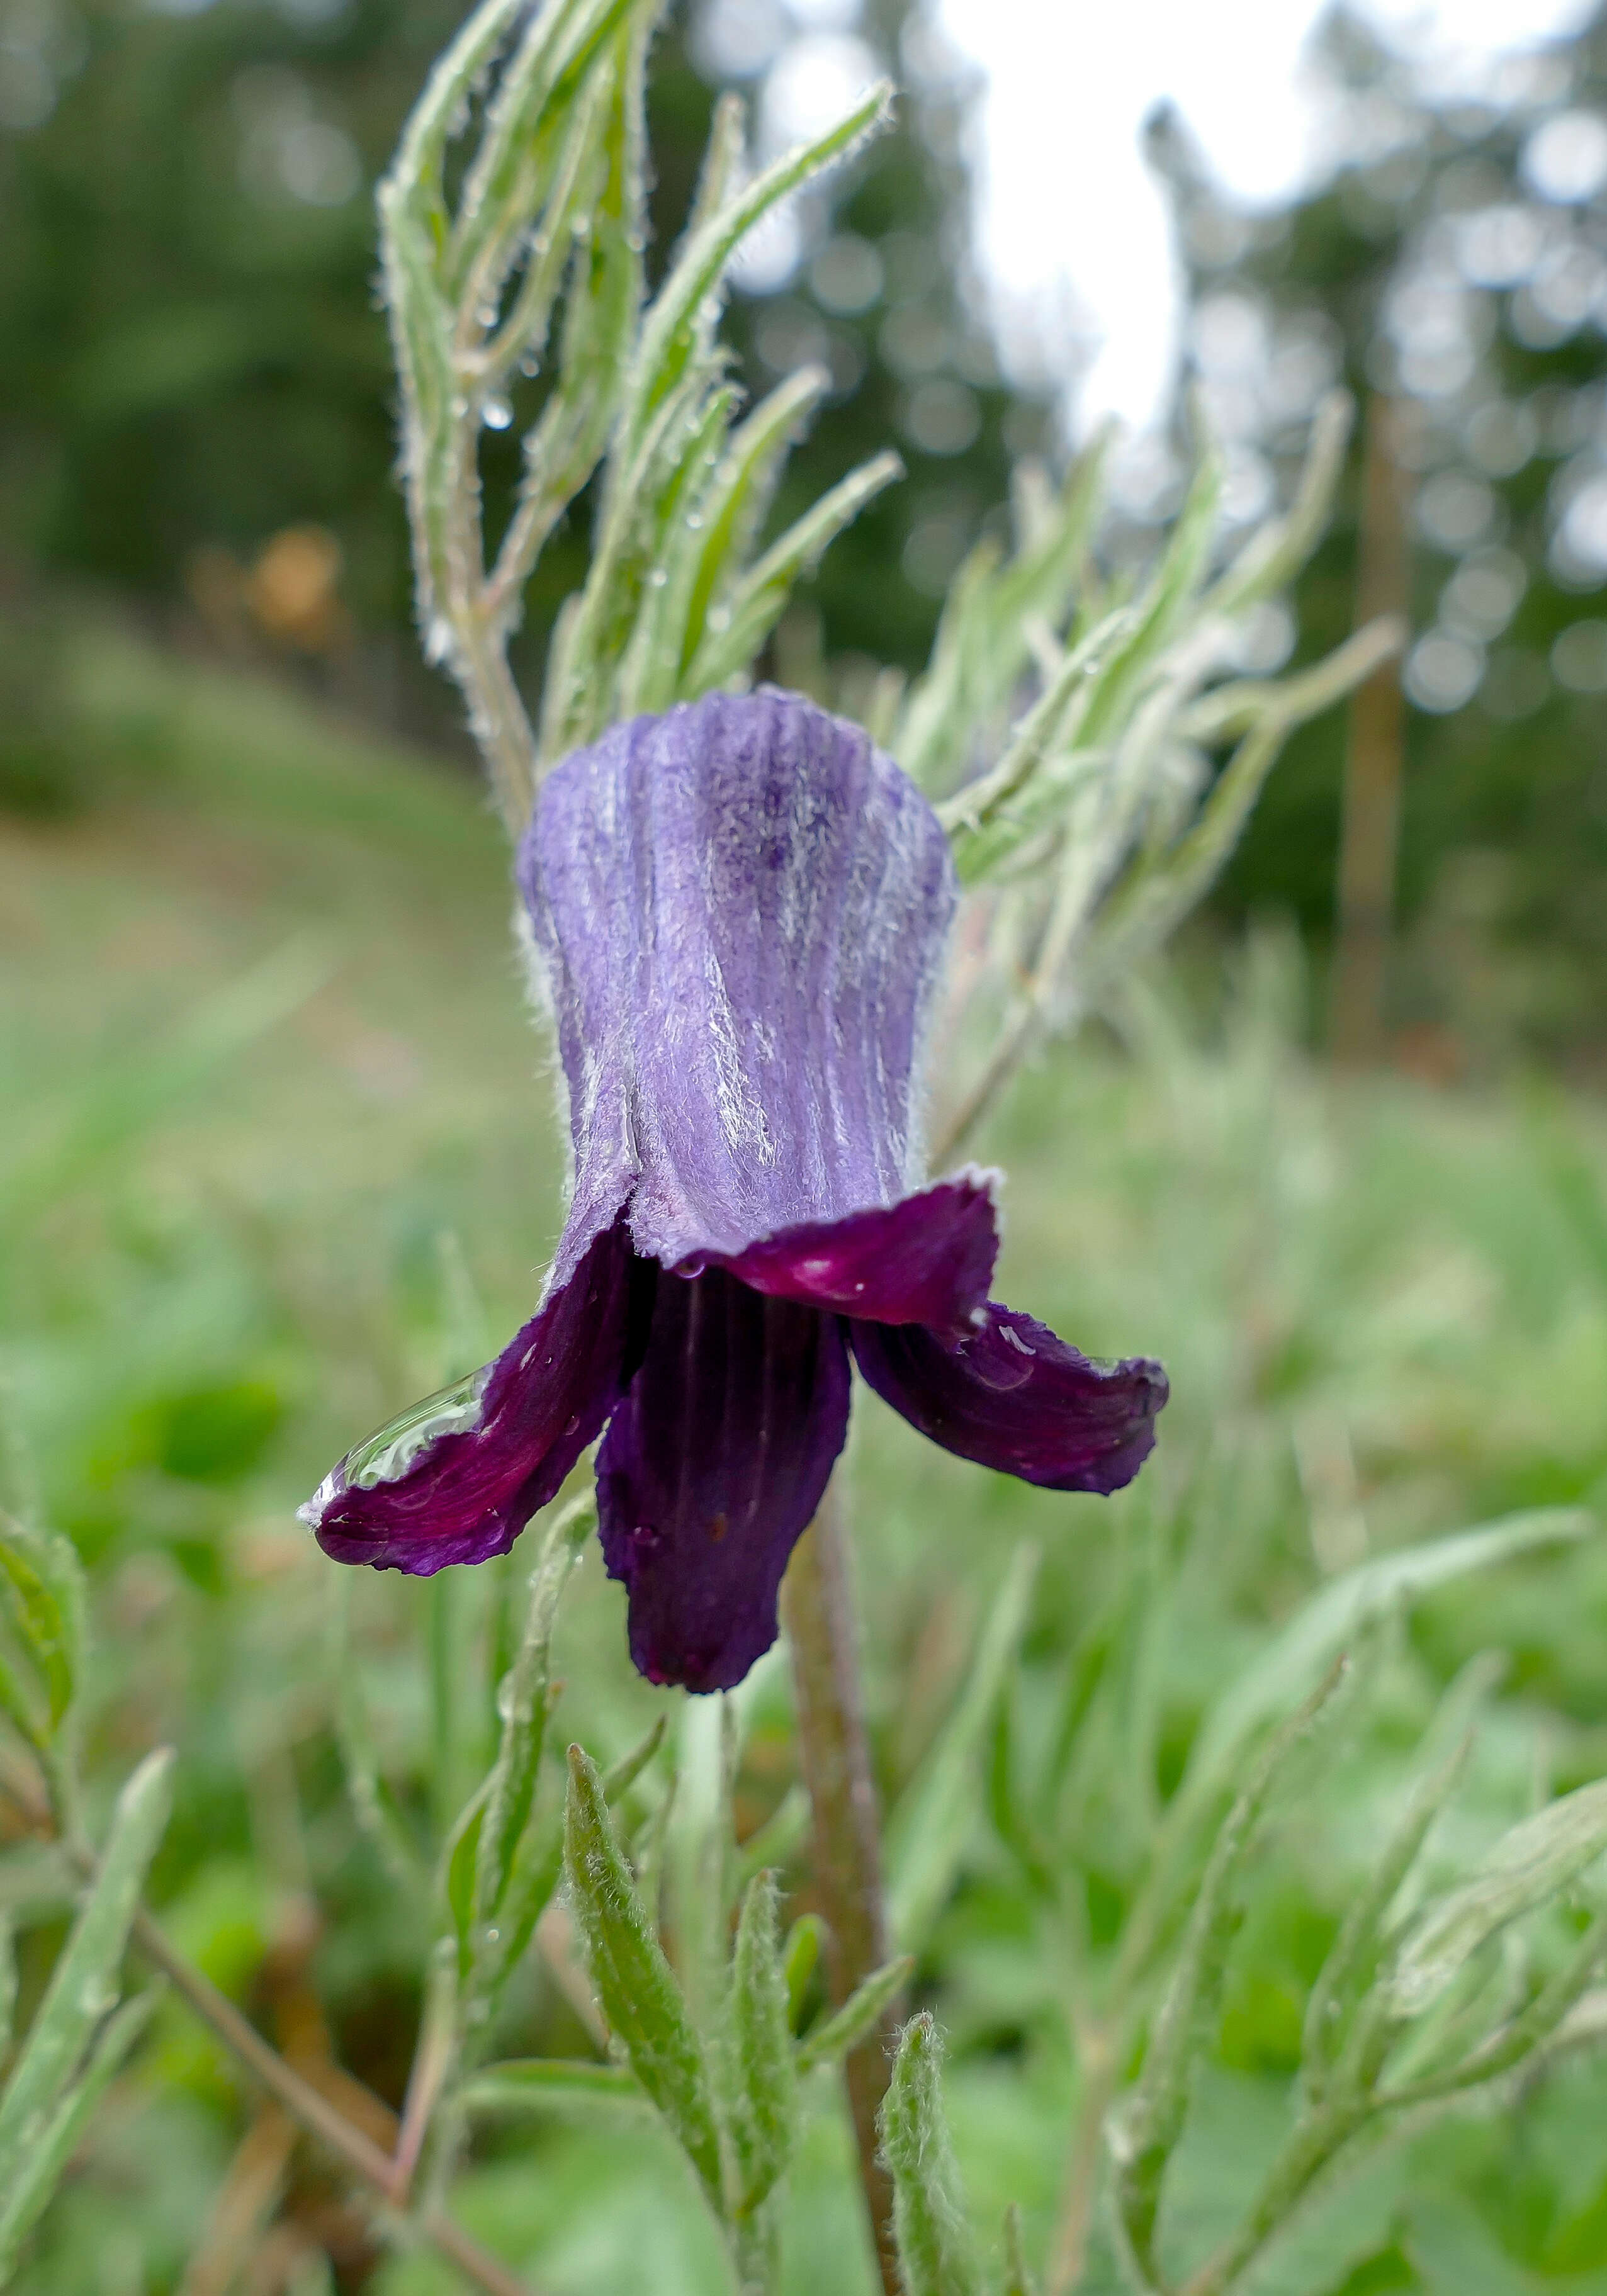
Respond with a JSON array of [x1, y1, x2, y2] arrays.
[[781, 1478, 902, 2296]]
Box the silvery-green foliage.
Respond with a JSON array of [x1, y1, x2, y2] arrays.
[[879, 2012, 982, 2296], [523, 1728, 912, 2288], [0, 1751, 171, 2280], [379, 0, 898, 833], [901, 399, 1404, 1152], [940, 1499, 1606, 2296]]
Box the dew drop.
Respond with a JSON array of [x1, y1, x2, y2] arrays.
[[475, 301, 499, 329], [648, 566, 668, 588], [519, 353, 541, 379], [482, 395, 514, 430]]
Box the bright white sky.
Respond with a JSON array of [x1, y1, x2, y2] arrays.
[[932, 0, 1599, 428]]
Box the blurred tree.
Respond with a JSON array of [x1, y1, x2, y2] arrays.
[[0, 0, 1038, 762], [1149, 3, 1607, 1055]]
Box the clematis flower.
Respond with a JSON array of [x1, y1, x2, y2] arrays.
[[303, 689, 1166, 1693]]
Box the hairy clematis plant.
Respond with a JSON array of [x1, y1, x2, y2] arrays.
[[305, 689, 1166, 1692]]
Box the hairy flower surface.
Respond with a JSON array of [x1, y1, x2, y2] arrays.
[[304, 690, 1166, 1692]]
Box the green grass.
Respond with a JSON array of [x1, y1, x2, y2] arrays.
[[4, 623, 1607, 2295]]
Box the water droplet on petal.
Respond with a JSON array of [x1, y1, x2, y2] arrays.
[[343, 1366, 490, 1491]]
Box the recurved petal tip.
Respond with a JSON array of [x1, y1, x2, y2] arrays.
[[309, 1220, 638, 1574], [849, 1302, 1167, 1497]]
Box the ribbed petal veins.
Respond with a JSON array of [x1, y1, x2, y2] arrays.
[[595, 1268, 852, 1694], [678, 1172, 1000, 1339], [307, 1222, 641, 1573], [849, 1304, 1168, 1496], [306, 688, 1171, 1692], [521, 688, 957, 1281]]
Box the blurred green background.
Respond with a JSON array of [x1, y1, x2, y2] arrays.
[[4, 2, 1607, 2292]]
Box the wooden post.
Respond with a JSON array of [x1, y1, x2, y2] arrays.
[[1330, 395, 1409, 1066]]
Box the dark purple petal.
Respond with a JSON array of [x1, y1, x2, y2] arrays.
[[596, 1268, 851, 1694], [677, 1170, 999, 1339], [307, 1221, 641, 1573], [849, 1303, 1168, 1495], [521, 689, 957, 1277]]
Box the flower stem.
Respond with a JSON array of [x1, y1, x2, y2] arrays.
[[781, 1477, 903, 2296]]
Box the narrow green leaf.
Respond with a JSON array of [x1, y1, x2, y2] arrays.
[[939, 602, 1132, 836], [459, 2057, 647, 2114], [1390, 1779, 1607, 2018], [381, 0, 527, 237], [879, 2013, 981, 2296], [0, 1516, 83, 1735], [886, 1545, 1039, 1955], [1302, 1675, 1489, 2098], [602, 1714, 668, 1805], [896, 427, 1111, 794], [1083, 618, 1403, 994], [614, 381, 743, 718], [680, 88, 747, 249], [726, 1871, 798, 2213], [1205, 387, 1353, 617], [1071, 439, 1222, 758], [1112, 1662, 1349, 2282], [450, 0, 638, 296], [782, 1913, 825, 2034], [1000, 2203, 1039, 2296], [0, 1989, 156, 2280], [1387, 1905, 1607, 2107], [329, 1586, 426, 1894], [482, 53, 616, 391], [0, 1915, 14, 2062], [476, 1809, 566, 2006], [984, 1691, 1056, 1905], [736, 1782, 809, 1889], [626, 80, 891, 451], [0, 1748, 172, 2183], [797, 1954, 914, 2073], [563, 1743, 723, 2206], [685, 450, 905, 695], [0, 1640, 45, 1756], [1178, 1509, 1592, 1828], [443, 1785, 489, 1971], [475, 1493, 594, 1931], [673, 363, 829, 682]]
